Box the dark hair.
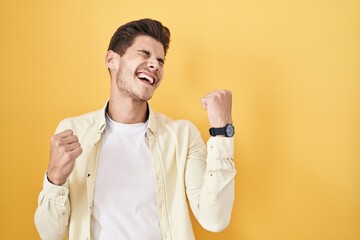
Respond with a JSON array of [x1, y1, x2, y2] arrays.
[[108, 18, 171, 56]]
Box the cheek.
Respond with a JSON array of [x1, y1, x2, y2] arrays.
[[117, 63, 135, 82], [156, 74, 164, 86], [158, 69, 164, 80]]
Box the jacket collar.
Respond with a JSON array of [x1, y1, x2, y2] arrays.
[[97, 101, 158, 136], [147, 104, 158, 137]]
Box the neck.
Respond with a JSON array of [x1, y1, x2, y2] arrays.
[[108, 95, 148, 124]]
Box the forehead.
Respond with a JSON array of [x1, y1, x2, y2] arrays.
[[130, 35, 165, 57]]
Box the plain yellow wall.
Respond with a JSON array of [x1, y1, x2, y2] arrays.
[[0, 0, 359, 239]]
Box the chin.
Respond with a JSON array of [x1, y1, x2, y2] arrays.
[[142, 95, 154, 101], [137, 91, 155, 101], [135, 93, 154, 102]]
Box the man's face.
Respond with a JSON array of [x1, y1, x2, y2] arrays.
[[112, 35, 165, 102]]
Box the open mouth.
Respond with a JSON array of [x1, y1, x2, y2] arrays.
[[137, 72, 155, 85]]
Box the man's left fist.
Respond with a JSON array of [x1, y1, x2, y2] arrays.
[[201, 90, 233, 128]]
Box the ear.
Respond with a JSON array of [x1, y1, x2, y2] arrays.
[[105, 50, 120, 71]]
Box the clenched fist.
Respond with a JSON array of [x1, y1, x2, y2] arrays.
[[47, 129, 83, 185], [201, 90, 233, 128]]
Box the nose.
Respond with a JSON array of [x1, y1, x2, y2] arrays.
[[148, 58, 159, 71]]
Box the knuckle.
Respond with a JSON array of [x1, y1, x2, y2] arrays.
[[64, 153, 72, 162], [66, 129, 73, 135], [53, 140, 62, 148], [75, 143, 81, 150], [215, 91, 222, 97], [50, 135, 58, 143], [58, 145, 66, 153]]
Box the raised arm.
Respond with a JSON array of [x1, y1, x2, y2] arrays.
[[185, 90, 236, 232], [34, 128, 82, 239]]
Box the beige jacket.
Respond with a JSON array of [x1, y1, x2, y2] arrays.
[[34, 105, 236, 240]]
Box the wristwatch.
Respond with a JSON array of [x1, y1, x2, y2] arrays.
[[209, 124, 235, 137]]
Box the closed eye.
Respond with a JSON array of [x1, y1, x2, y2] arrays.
[[138, 49, 151, 57], [138, 49, 165, 66], [157, 58, 164, 66]]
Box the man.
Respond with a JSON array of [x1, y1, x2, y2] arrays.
[[35, 18, 236, 240]]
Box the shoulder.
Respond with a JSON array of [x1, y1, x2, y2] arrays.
[[152, 111, 206, 150], [55, 108, 105, 134], [153, 111, 199, 134]]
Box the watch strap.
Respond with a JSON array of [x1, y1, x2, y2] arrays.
[[209, 127, 226, 136]]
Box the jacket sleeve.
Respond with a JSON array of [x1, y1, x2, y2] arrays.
[[185, 124, 236, 232], [34, 120, 72, 239], [34, 174, 70, 240]]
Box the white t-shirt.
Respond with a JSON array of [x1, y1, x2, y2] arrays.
[[90, 114, 161, 240]]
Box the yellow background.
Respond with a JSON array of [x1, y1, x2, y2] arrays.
[[0, 0, 359, 239]]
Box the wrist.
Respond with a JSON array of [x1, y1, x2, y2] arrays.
[[209, 117, 233, 128], [46, 172, 67, 186]]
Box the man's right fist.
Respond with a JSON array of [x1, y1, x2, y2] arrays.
[[47, 129, 83, 185]]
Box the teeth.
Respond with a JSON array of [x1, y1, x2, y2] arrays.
[[138, 73, 154, 85]]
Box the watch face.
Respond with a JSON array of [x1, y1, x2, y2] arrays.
[[225, 124, 234, 137]]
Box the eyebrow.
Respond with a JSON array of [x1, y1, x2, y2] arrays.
[[138, 49, 165, 65]]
